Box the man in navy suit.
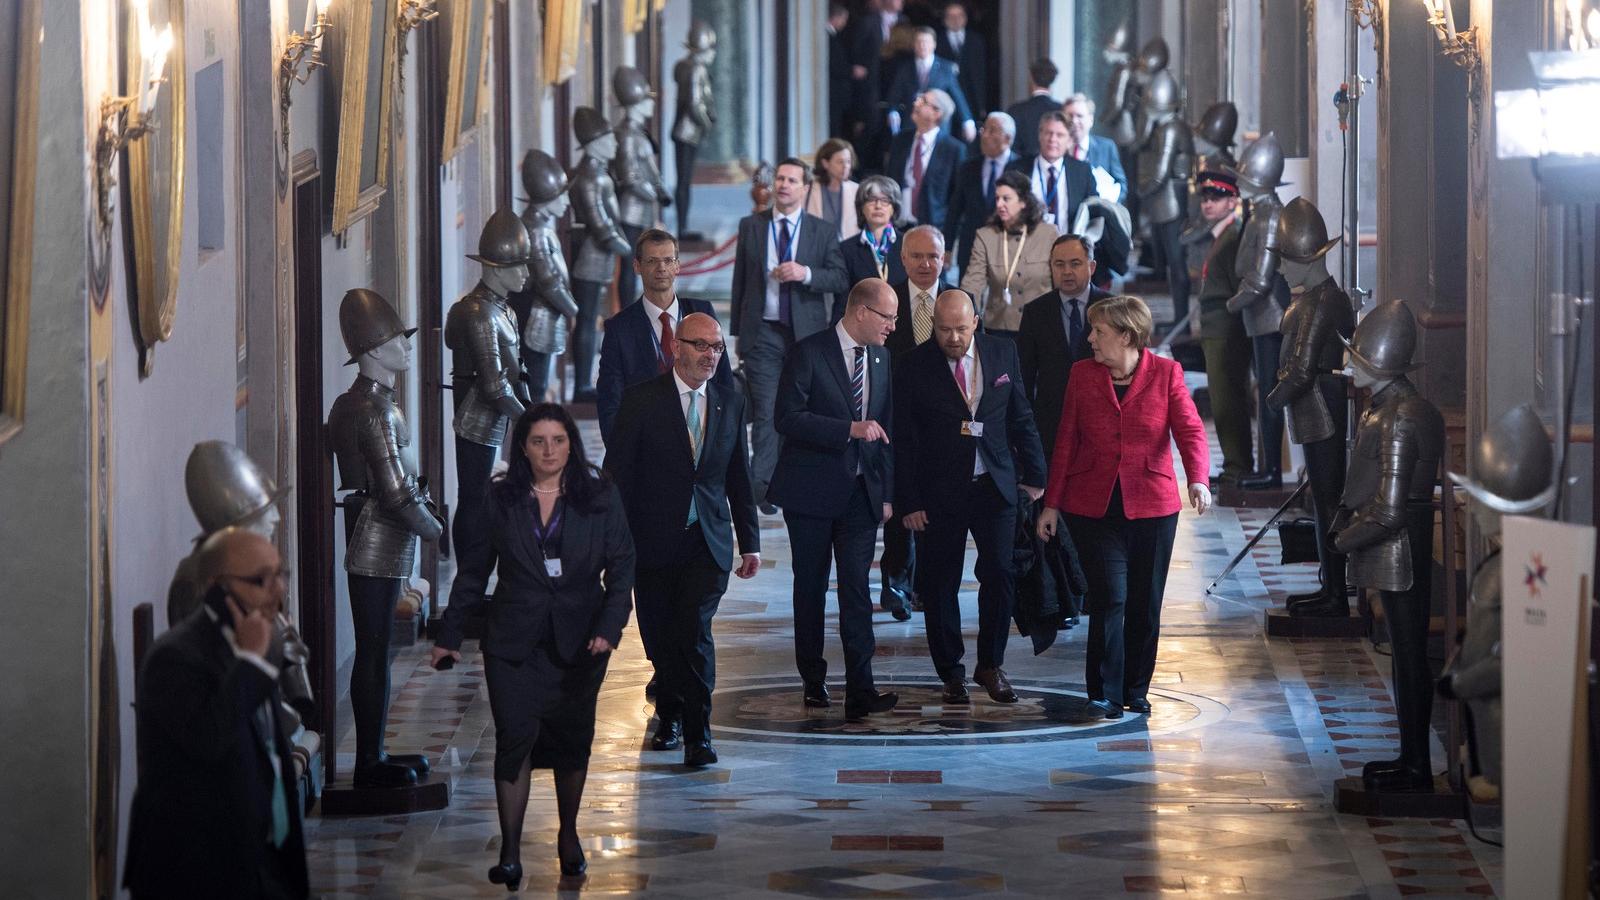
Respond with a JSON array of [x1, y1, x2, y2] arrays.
[[843, 0, 905, 174], [731, 158, 851, 510], [598, 229, 732, 445], [606, 314, 761, 767], [894, 291, 1046, 705], [1063, 93, 1128, 202], [936, 2, 988, 119], [1017, 234, 1113, 459], [770, 279, 902, 722], [943, 111, 1018, 272], [1006, 111, 1098, 232], [885, 27, 976, 143], [1004, 58, 1061, 159], [885, 90, 964, 231]]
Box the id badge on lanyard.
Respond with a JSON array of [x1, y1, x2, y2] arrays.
[[532, 507, 562, 578]]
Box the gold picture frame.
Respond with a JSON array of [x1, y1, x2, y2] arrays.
[[440, 0, 490, 163], [125, 0, 186, 376], [0, 3, 41, 446], [543, 0, 584, 86], [329, 0, 398, 235]]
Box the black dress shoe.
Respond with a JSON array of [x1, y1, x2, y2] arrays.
[[941, 679, 970, 704], [385, 752, 430, 777], [1362, 759, 1433, 793], [650, 719, 683, 751], [571, 387, 598, 404], [844, 690, 898, 721], [889, 604, 911, 622], [487, 862, 523, 891], [557, 832, 587, 877], [803, 682, 832, 708], [1237, 471, 1283, 491], [353, 759, 418, 788], [684, 741, 718, 767], [1085, 699, 1124, 719], [1124, 698, 1152, 714], [645, 674, 659, 700], [759, 501, 780, 515], [1287, 593, 1351, 618], [973, 667, 1019, 704]]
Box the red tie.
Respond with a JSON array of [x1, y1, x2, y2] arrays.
[[658, 311, 676, 372], [911, 136, 926, 221], [953, 357, 969, 404]]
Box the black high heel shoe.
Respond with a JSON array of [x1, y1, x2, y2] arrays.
[[558, 835, 587, 877], [488, 862, 522, 891]]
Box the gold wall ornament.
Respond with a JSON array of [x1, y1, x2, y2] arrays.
[[329, 0, 400, 234], [395, 0, 439, 94], [543, 0, 584, 86], [1, 2, 42, 447], [440, 0, 490, 162], [118, 0, 184, 377], [1419, 0, 1483, 138], [276, 0, 332, 196]]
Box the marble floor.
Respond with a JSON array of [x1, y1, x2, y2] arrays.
[[306, 422, 1504, 897]]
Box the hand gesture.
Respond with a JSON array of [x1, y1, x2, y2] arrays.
[[848, 419, 890, 443], [771, 261, 809, 283], [225, 595, 273, 658], [1188, 483, 1212, 516]]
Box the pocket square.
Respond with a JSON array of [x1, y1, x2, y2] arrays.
[[992, 373, 1011, 387]]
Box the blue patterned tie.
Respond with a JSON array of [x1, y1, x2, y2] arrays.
[[852, 347, 866, 420], [685, 391, 702, 526]]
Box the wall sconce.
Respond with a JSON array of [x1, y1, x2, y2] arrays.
[[95, 0, 174, 233], [1420, 1, 1483, 137], [396, 0, 439, 93], [278, 0, 332, 180]]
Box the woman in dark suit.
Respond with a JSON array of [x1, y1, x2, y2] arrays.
[[432, 404, 635, 888], [839, 175, 908, 289], [1035, 296, 1211, 720]]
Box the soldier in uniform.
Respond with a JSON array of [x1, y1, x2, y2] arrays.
[[569, 106, 634, 403], [1226, 132, 1293, 490], [167, 441, 287, 625], [509, 150, 579, 403], [611, 66, 671, 302], [1269, 198, 1357, 618], [328, 289, 445, 788], [1439, 403, 1555, 795], [672, 21, 717, 239], [1136, 69, 1194, 327], [1328, 300, 1445, 793], [446, 208, 533, 583]]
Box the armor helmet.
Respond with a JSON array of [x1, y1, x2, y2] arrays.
[[573, 105, 612, 146], [1277, 197, 1342, 263], [340, 288, 417, 365], [1104, 19, 1130, 55], [1143, 70, 1180, 115], [1228, 131, 1291, 193], [184, 441, 289, 538], [520, 149, 568, 205], [1342, 299, 1423, 379], [685, 20, 716, 52], [1450, 403, 1558, 514], [613, 65, 654, 106], [467, 208, 533, 268], [1137, 37, 1169, 74], [1195, 102, 1238, 149]]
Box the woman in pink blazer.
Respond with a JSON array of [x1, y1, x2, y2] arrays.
[[1037, 295, 1211, 719]]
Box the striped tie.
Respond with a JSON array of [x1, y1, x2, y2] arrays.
[[852, 347, 866, 420], [912, 290, 933, 344]]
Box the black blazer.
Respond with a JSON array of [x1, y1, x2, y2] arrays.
[[893, 333, 1047, 516], [605, 373, 760, 571], [1003, 93, 1061, 158], [1017, 286, 1114, 459], [731, 209, 851, 341], [1006, 154, 1098, 231], [885, 129, 964, 230], [596, 296, 732, 444], [769, 327, 894, 518], [840, 231, 908, 289], [124, 605, 309, 899], [885, 55, 975, 134], [943, 151, 1017, 270], [884, 277, 957, 361], [844, 13, 888, 121], [936, 28, 989, 117], [437, 479, 635, 663]]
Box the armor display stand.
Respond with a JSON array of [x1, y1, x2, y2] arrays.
[[567, 106, 633, 405], [611, 66, 671, 302], [671, 22, 716, 246], [508, 150, 578, 403], [323, 289, 449, 815]]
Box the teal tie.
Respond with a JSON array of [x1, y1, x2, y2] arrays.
[[260, 704, 290, 847], [686, 391, 702, 526]]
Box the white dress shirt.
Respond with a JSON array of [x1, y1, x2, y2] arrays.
[[672, 369, 707, 451], [916, 55, 932, 87], [879, 11, 898, 40], [947, 341, 985, 476], [835, 320, 869, 420], [1030, 156, 1068, 226], [762, 208, 810, 322], [902, 130, 936, 200], [947, 29, 965, 55]]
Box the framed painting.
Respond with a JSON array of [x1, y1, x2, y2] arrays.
[[440, 0, 489, 163], [124, 0, 186, 376], [543, 0, 584, 85], [329, 0, 398, 235], [0, 0, 38, 445]]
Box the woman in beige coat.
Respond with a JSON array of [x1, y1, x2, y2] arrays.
[[959, 169, 1058, 335], [804, 138, 860, 240]]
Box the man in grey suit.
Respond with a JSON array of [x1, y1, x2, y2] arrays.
[[731, 157, 851, 511]]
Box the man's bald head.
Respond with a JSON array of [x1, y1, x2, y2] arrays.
[[195, 527, 283, 615], [847, 277, 896, 311], [673, 312, 725, 387], [933, 289, 978, 360], [843, 278, 898, 347]]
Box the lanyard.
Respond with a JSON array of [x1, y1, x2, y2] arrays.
[[1035, 159, 1060, 215], [999, 227, 1027, 288], [864, 225, 895, 280], [531, 504, 562, 556], [769, 214, 798, 265]]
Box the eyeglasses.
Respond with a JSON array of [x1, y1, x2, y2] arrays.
[[682, 339, 727, 355], [222, 569, 292, 590], [863, 305, 899, 324], [639, 256, 679, 268]]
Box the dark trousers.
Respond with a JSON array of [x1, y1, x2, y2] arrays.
[[741, 321, 795, 497], [620, 223, 644, 302], [452, 436, 498, 567], [523, 350, 554, 403], [635, 525, 728, 743], [347, 572, 401, 767], [915, 475, 1016, 682], [1201, 322, 1254, 479], [1068, 496, 1178, 705], [878, 514, 915, 608], [572, 279, 606, 395], [1377, 502, 1437, 770], [1153, 216, 1191, 326], [1251, 332, 1285, 476], [1301, 377, 1350, 597], [785, 477, 880, 701], [673, 140, 699, 236]]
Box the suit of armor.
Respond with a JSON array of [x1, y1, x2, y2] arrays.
[[329, 375, 443, 578], [520, 206, 578, 357], [1103, 62, 1138, 151], [445, 284, 527, 447], [569, 133, 633, 400], [1227, 194, 1288, 337], [1445, 552, 1504, 788], [671, 27, 716, 237], [1139, 119, 1194, 227], [614, 119, 669, 231]]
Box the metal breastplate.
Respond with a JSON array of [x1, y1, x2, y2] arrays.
[[1455, 552, 1504, 783], [1104, 64, 1138, 149], [521, 225, 573, 355], [445, 288, 521, 446], [612, 121, 663, 228], [328, 377, 440, 578], [1277, 281, 1355, 444], [672, 61, 712, 145], [1339, 380, 1444, 591], [1139, 120, 1193, 225], [571, 160, 628, 283], [1233, 196, 1288, 336]]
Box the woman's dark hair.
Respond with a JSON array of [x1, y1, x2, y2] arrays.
[[984, 170, 1043, 232], [494, 403, 609, 511], [812, 138, 855, 183]]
